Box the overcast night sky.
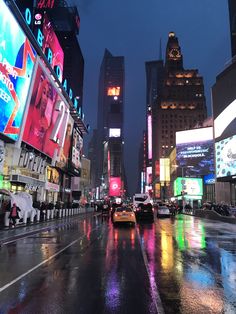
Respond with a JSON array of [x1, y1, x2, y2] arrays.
[[70, 0, 230, 195]]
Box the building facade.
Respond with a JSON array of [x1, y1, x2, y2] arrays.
[[212, 59, 236, 205], [91, 49, 126, 199], [228, 0, 236, 58], [0, 0, 87, 208], [145, 32, 207, 199]]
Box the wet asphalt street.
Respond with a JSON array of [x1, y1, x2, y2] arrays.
[[0, 212, 236, 314]]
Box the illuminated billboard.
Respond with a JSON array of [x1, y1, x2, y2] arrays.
[[176, 127, 214, 176], [107, 87, 120, 96], [23, 60, 70, 158], [146, 166, 152, 185], [56, 115, 74, 170], [147, 114, 152, 159], [215, 134, 236, 178], [109, 128, 121, 138], [174, 178, 203, 196], [109, 177, 121, 197], [0, 0, 36, 141], [160, 158, 170, 182], [70, 128, 83, 175], [42, 15, 64, 82]]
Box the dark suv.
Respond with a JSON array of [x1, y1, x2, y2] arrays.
[[135, 203, 154, 222]]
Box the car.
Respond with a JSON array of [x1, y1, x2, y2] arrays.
[[113, 207, 136, 226], [135, 203, 154, 222], [157, 205, 171, 218]]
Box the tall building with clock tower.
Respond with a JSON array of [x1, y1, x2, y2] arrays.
[[150, 32, 207, 198]]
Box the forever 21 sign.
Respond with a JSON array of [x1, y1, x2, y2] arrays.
[[18, 149, 46, 174]]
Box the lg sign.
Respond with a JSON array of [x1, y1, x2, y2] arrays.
[[109, 177, 121, 197], [112, 183, 119, 190]]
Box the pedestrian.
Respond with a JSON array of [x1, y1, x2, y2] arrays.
[[9, 203, 21, 228]]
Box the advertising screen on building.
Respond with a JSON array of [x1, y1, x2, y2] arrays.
[[174, 177, 203, 196], [109, 128, 121, 138], [109, 177, 121, 197], [23, 60, 70, 158], [70, 128, 83, 175], [56, 115, 74, 170], [147, 114, 152, 159], [0, 0, 36, 141], [42, 14, 64, 82], [160, 158, 170, 182], [214, 98, 236, 142], [215, 134, 236, 178], [176, 127, 214, 176], [107, 87, 120, 96], [146, 166, 152, 185]]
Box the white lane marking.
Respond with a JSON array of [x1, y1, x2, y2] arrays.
[[0, 226, 99, 293], [136, 227, 165, 314]]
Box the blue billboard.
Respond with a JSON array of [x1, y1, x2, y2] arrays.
[[0, 0, 36, 140], [176, 127, 215, 177]]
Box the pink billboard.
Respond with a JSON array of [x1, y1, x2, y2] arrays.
[[23, 60, 70, 158], [42, 14, 64, 82], [109, 177, 121, 197]]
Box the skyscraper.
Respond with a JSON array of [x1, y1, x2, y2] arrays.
[[147, 32, 207, 198], [228, 0, 236, 58], [91, 49, 126, 198]]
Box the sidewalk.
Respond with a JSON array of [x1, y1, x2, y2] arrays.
[[0, 207, 96, 246]]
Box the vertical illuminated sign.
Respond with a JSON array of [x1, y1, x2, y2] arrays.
[[146, 166, 152, 185], [109, 177, 121, 197], [147, 114, 152, 159], [160, 158, 170, 182], [141, 171, 144, 193]]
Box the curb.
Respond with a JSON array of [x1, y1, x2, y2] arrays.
[[0, 211, 98, 246]]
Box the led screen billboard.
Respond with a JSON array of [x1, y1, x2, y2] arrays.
[[174, 177, 203, 196], [215, 134, 236, 178], [70, 128, 83, 175], [23, 60, 70, 158], [109, 128, 121, 138], [107, 87, 120, 96], [109, 177, 121, 197], [147, 114, 152, 159], [176, 127, 214, 176], [0, 0, 36, 141], [214, 98, 236, 142], [42, 14, 64, 82], [56, 115, 74, 170], [160, 158, 170, 182]]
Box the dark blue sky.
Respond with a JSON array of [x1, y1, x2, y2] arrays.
[[73, 0, 230, 195]]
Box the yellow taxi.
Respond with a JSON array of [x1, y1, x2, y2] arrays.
[[113, 206, 136, 226]]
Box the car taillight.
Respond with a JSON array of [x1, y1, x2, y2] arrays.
[[131, 213, 134, 216], [114, 213, 118, 217]]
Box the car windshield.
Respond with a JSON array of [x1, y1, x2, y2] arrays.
[[116, 207, 132, 212], [159, 206, 168, 210], [135, 197, 148, 202]]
